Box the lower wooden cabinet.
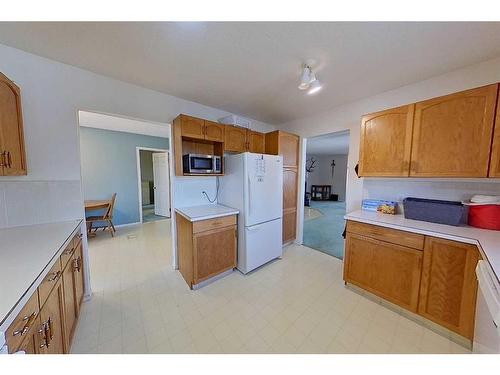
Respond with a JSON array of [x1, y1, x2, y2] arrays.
[[4, 227, 85, 354], [344, 220, 482, 340], [418, 237, 481, 340], [38, 278, 65, 354], [344, 232, 422, 312], [16, 322, 41, 354], [282, 209, 297, 244], [177, 213, 237, 288]]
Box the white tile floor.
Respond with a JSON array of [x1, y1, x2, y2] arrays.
[[71, 219, 470, 354]]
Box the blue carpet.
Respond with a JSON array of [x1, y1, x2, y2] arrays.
[[303, 201, 346, 260]]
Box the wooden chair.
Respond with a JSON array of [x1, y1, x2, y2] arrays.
[[86, 193, 117, 237]]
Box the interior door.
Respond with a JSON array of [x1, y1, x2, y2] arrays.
[[153, 152, 171, 217], [244, 153, 283, 226]]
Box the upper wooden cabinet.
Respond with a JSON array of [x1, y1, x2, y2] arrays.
[[265, 130, 300, 167], [359, 105, 414, 177], [418, 237, 481, 340], [0, 72, 27, 176], [224, 125, 247, 153], [180, 115, 205, 139], [204, 120, 225, 142], [247, 130, 265, 153], [358, 83, 500, 178], [179, 115, 225, 142], [489, 93, 500, 177], [410, 84, 498, 177]]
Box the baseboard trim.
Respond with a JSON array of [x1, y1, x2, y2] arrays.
[[115, 222, 141, 228]]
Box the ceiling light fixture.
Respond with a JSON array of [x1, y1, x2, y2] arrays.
[[307, 79, 322, 95], [298, 64, 322, 94]]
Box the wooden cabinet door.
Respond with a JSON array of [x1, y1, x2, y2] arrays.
[[17, 324, 40, 354], [282, 210, 297, 244], [410, 84, 498, 177], [193, 226, 236, 284], [0, 72, 26, 176], [279, 132, 299, 167], [73, 243, 85, 314], [344, 233, 422, 312], [180, 115, 205, 140], [224, 125, 247, 152], [418, 237, 481, 339], [489, 93, 500, 177], [204, 120, 225, 142], [62, 260, 77, 350], [247, 130, 265, 153], [283, 168, 298, 212], [359, 105, 414, 177], [39, 281, 65, 354]]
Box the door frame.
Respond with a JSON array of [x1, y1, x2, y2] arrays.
[[136, 146, 170, 223], [297, 130, 350, 246]]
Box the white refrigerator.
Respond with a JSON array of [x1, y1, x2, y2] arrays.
[[219, 152, 283, 274]]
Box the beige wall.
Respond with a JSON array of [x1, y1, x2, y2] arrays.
[[279, 56, 500, 213]]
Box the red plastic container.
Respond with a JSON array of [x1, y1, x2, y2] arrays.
[[468, 204, 500, 230]]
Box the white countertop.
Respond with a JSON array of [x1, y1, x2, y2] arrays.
[[0, 220, 82, 332], [345, 210, 500, 283], [175, 204, 239, 222]]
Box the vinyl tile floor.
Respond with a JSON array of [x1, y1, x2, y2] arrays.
[[71, 219, 470, 354]]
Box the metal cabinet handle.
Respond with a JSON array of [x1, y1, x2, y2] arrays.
[[0, 151, 4, 167], [38, 326, 47, 348], [73, 258, 81, 272], [47, 271, 61, 282], [13, 311, 38, 336], [6, 151, 11, 168]]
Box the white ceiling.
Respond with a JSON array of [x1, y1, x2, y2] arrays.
[[1, 22, 500, 124], [306, 131, 350, 155]]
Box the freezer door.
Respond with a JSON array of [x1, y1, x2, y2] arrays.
[[240, 218, 283, 274], [244, 153, 283, 227]]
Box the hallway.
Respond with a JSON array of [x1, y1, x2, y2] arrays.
[[303, 201, 346, 259]]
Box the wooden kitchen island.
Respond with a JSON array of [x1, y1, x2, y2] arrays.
[[175, 204, 239, 289]]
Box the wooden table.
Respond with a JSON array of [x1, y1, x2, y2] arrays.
[[84, 200, 110, 211]]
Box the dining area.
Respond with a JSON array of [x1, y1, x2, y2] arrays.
[[84, 193, 117, 237]]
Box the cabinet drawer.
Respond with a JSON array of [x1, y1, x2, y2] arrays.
[[5, 291, 39, 353], [346, 220, 424, 250], [38, 260, 62, 308], [192, 215, 237, 234]]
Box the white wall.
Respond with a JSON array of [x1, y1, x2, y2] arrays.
[[0, 43, 275, 229], [279, 56, 500, 214], [305, 154, 348, 201], [0, 44, 276, 292]]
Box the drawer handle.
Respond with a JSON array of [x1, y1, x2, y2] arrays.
[[6, 151, 12, 168], [38, 326, 47, 348], [73, 258, 81, 272], [47, 271, 61, 282], [63, 248, 73, 255], [12, 312, 37, 336], [0, 151, 4, 167]]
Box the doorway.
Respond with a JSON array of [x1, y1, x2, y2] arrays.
[[302, 131, 349, 259], [137, 147, 171, 223]]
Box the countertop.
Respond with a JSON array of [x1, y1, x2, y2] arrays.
[[345, 210, 500, 283], [0, 220, 82, 332], [175, 204, 239, 222]]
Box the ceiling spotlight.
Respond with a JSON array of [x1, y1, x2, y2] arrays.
[[298, 65, 313, 90], [307, 79, 323, 95], [298, 64, 322, 94]]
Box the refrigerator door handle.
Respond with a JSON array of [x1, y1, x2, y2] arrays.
[[247, 224, 262, 231], [247, 175, 252, 217]]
